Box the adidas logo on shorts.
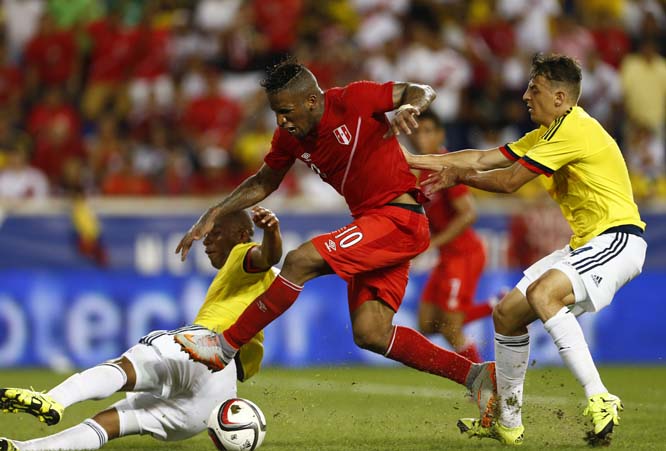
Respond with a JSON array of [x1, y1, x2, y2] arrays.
[[591, 274, 603, 286]]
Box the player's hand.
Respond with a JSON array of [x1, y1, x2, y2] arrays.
[[251, 206, 279, 231], [175, 208, 217, 261], [384, 104, 420, 138], [421, 167, 458, 195]]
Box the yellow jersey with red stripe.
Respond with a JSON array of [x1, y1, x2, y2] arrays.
[[501, 106, 645, 249], [194, 242, 277, 381]]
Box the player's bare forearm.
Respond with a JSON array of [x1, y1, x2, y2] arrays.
[[176, 164, 286, 261], [386, 83, 436, 138], [251, 206, 283, 270], [259, 227, 282, 268], [393, 82, 436, 113], [209, 165, 284, 218], [409, 148, 505, 172], [406, 153, 452, 171], [206, 180, 265, 218], [456, 164, 534, 193]]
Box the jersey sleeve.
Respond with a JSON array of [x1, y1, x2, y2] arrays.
[[342, 81, 395, 116], [501, 128, 543, 161], [226, 242, 267, 285], [264, 128, 296, 170], [521, 127, 580, 176], [242, 245, 265, 273]]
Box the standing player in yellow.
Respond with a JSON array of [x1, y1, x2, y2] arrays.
[[404, 54, 647, 446], [0, 207, 281, 451]]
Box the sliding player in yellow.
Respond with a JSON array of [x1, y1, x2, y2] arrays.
[[0, 207, 281, 451], [405, 54, 647, 446]]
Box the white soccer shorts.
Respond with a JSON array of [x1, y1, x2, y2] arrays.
[[113, 325, 237, 441], [516, 230, 647, 315]]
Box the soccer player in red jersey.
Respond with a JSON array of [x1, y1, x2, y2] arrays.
[[174, 59, 496, 399], [408, 110, 496, 363]]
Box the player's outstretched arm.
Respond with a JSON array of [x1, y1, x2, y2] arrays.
[[404, 146, 511, 172], [248, 206, 283, 271], [385, 82, 436, 137], [423, 160, 538, 195], [176, 164, 289, 261]]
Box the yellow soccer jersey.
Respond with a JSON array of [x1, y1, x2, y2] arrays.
[[194, 241, 277, 381], [501, 106, 645, 249]]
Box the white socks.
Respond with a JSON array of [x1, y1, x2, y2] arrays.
[[48, 363, 127, 408], [495, 332, 530, 429], [544, 307, 607, 398], [14, 419, 108, 450]]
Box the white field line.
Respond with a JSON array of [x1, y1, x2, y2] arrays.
[[263, 377, 570, 405], [260, 376, 665, 412]]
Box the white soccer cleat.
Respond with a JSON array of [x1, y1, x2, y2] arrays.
[[174, 332, 233, 372], [466, 361, 498, 427]]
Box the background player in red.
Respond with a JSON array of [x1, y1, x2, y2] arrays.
[[174, 59, 496, 405], [408, 110, 496, 363]]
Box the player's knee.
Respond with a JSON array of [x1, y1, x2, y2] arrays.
[[282, 247, 323, 280], [352, 322, 392, 354], [92, 408, 121, 439], [525, 280, 549, 310], [493, 301, 516, 334], [440, 325, 461, 343], [417, 318, 437, 335]]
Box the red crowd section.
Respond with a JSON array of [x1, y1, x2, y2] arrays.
[[0, 0, 664, 202]]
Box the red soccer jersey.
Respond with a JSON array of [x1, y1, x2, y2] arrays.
[[264, 81, 423, 217], [24, 30, 77, 86], [86, 19, 138, 82], [0, 65, 22, 103], [420, 168, 483, 256]]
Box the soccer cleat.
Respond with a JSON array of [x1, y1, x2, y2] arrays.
[[583, 393, 623, 443], [458, 418, 524, 445], [466, 361, 498, 427], [174, 332, 232, 372], [0, 438, 18, 451], [0, 388, 63, 426]]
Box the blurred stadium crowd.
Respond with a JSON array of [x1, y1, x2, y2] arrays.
[[0, 0, 665, 203]]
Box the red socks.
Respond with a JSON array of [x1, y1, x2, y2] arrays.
[[223, 275, 302, 349], [458, 343, 482, 363], [223, 275, 476, 387], [385, 325, 473, 386]]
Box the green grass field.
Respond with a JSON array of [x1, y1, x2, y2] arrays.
[[1, 366, 664, 450]]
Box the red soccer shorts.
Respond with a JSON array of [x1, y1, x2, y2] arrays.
[[421, 247, 485, 312], [311, 204, 429, 313]]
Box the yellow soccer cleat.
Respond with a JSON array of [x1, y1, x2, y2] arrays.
[[583, 393, 623, 445], [0, 438, 19, 450], [0, 388, 64, 426], [457, 417, 525, 446]]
